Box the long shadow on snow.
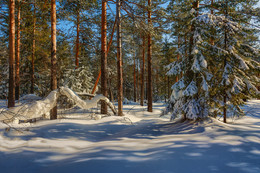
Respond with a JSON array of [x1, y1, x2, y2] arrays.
[[3, 122, 131, 142], [3, 118, 209, 142], [1, 121, 260, 173]]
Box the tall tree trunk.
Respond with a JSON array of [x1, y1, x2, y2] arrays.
[[50, 0, 57, 120], [147, 0, 153, 112], [140, 35, 145, 106], [75, 11, 80, 68], [134, 54, 136, 102], [15, 0, 20, 100], [31, 1, 36, 94], [116, 0, 123, 116], [108, 78, 114, 102], [91, 16, 117, 95], [101, 0, 108, 114], [223, 0, 228, 123], [8, 0, 15, 108]]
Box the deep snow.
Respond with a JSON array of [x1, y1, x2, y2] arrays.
[[0, 100, 260, 173]]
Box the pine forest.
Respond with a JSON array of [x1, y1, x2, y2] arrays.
[[0, 0, 260, 173]]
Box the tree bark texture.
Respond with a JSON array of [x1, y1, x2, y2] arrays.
[[101, 0, 108, 114], [50, 0, 57, 119], [140, 36, 145, 106], [117, 0, 123, 116], [15, 0, 20, 100], [147, 0, 153, 112], [8, 0, 15, 108]]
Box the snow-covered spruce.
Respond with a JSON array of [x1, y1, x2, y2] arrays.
[[61, 66, 95, 94], [0, 87, 117, 122], [165, 11, 259, 120]]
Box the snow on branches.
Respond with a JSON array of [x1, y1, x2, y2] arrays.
[[165, 8, 259, 121]]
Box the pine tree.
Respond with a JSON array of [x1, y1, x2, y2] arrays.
[[15, 0, 21, 100], [101, 0, 108, 114], [50, 0, 57, 120], [147, 0, 153, 112], [117, 0, 123, 116], [8, 0, 15, 108]]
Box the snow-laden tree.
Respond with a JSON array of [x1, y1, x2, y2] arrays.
[[196, 13, 259, 119], [61, 65, 95, 94], [166, 1, 211, 120], [166, 0, 259, 121]]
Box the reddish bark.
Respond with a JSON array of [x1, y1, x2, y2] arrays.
[[50, 0, 57, 120], [140, 36, 145, 106], [15, 0, 21, 100], [8, 0, 15, 108], [92, 70, 101, 95], [101, 0, 108, 114], [91, 17, 117, 95]]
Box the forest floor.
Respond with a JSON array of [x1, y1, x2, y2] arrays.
[[0, 99, 260, 173]]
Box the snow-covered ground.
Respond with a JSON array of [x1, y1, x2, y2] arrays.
[[0, 100, 260, 173]]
